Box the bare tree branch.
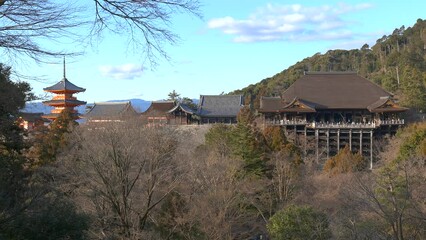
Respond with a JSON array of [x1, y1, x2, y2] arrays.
[[0, 0, 201, 66]]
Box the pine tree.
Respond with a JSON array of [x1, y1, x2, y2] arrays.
[[401, 66, 426, 112], [35, 109, 77, 164], [231, 107, 266, 176], [167, 90, 181, 101]]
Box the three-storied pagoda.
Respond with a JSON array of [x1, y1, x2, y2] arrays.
[[42, 58, 86, 121]]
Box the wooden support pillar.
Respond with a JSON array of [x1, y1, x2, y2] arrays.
[[294, 125, 297, 144], [315, 129, 319, 163], [337, 129, 340, 151], [349, 129, 352, 151], [326, 129, 330, 159], [359, 130, 363, 155], [304, 126, 307, 158], [370, 130, 373, 170]]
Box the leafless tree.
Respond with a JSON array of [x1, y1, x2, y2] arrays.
[[169, 144, 265, 240], [338, 161, 426, 240], [271, 151, 300, 204], [0, 0, 200, 65], [57, 123, 181, 239]]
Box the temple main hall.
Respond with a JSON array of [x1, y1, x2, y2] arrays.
[[258, 72, 408, 167]]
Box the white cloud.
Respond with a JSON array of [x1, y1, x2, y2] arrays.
[[99, 63, 143, 80], [207, 2, 373, 43]]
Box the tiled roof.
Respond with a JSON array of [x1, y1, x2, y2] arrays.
[[281, 72, 392, 109], [259, 96, 281, 112], [142, 101, 176, 116], [197, 95, 244, 117], [43, 78, 85, 93], [85, 101, 137, 118], [281, 98, 317, 113], [167, 103, 196, 114], [367, 97, 408, 112], [42, 99, 86, 106], [259, 97, 317, 113]]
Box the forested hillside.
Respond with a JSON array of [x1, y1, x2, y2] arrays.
[[233, 19, 426, 112]]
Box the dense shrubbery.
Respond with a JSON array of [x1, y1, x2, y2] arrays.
[[323, 145, 367, 175], [267, 205, 331, 240], [397, 123, 426, 161]]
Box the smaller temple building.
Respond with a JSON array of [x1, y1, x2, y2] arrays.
[[42, 59, 86, 121], [84, 101, 138, 123], [140, 95, 244, 125], [141, 101, 197, 126], [167, 102, 197, 125], [141, 101, 177, 126], [197, 95, 244, 124]]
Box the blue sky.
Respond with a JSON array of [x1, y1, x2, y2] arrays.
[[15, 0, 426, 103]]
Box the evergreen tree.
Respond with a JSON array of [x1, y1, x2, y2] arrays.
[[35, 109, 78, 164], [168, 90, 181, 101], [231, 107, 266, 176], [267, 205, 331, 240], [204, 124, 233, 158], [401, 66, 426, 112], [181, 97, 197, 109], [0, 64, 33, 152]]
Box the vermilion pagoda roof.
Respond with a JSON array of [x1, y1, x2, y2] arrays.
[[42, 99, 87, 106], [42, 112, 80, 120], [43, 77, 86, 93]]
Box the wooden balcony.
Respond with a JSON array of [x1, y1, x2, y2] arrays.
[[265, 118, 405, 129]]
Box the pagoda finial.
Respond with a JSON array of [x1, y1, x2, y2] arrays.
[[63, 56, 66, 79]]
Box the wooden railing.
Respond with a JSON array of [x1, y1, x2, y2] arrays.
[[378, 119, 404, 125], [310, 122, 376, 129], [265, 120, 308, 125], [264, 119, 405, 128]]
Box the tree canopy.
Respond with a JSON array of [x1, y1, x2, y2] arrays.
[[267, 205, 331, 240]]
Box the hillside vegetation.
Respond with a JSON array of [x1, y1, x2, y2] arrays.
[[233, 19, 426, 112]]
